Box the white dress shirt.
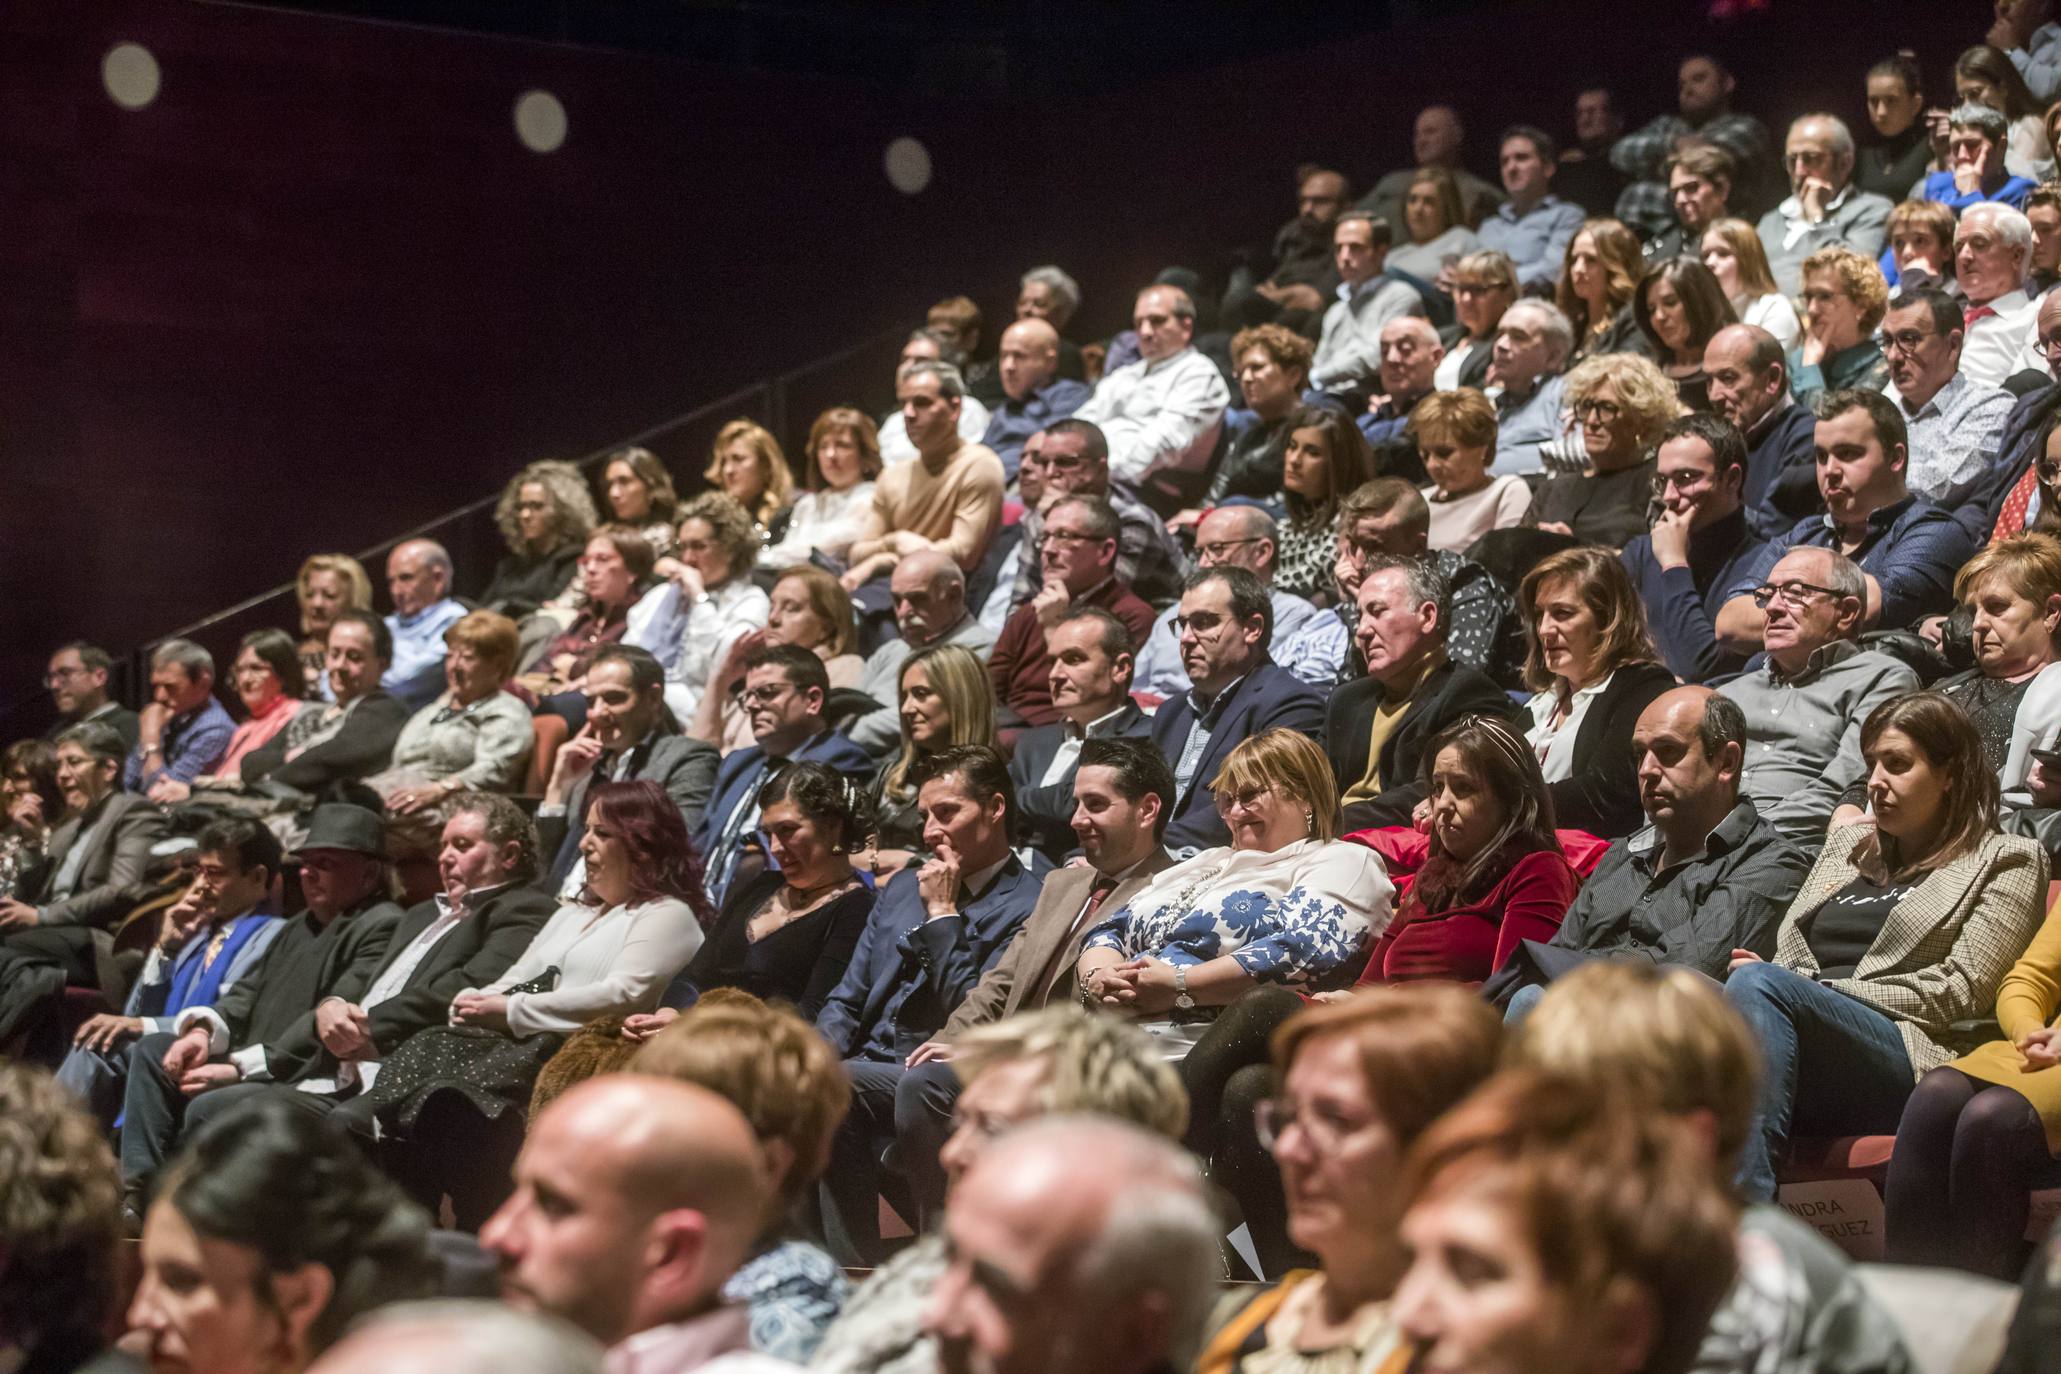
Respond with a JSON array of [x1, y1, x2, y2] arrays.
[[661, 578, 771, 722], [1962, 289, 2043, 389], [1072, 347, 1231, 487], [465, 896, 705, 1037], [1312, 276, 1423, 391], [1038, 704, 1135, 786], [1525, 671, 1617, 783]]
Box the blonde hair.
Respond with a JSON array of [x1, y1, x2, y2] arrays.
[[1555, 218, 1646, 338], [1407, 387, 1498, 450], [1508, 962, 1760, 1167], [1563, 352, 1682, 452], [1954, 531, 2061, 607], [444, 610, 522, 683], [1801, 245, 1892, 332], [1700, 217, 1779, 299], [1450, 250, 1518, 294], [631, 990, 850, 1211], [1208, 728, 1341, 842], [1518, 547, 1661, 695], [705, 418, 796, 529], [495, 460, 598, 555], [953, 1008, 1189, 1140], [886, 643, 997, 801], [773, 565, 858, 658], [296, 554, 373, 633]]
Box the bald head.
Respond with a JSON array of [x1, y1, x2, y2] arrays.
[[1414, 104, 1464, 166], [386, 539, 452, 616], [482, 1076, 769, 1346], [1632, 685, 1745, 847], [999, 318, 1061, 402], [1194, 504, 1278, 578], [1703, 323, 1787, 431], [308, 1303, 603, 1374]]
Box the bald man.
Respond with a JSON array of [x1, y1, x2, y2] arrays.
[[923, 1117, 1220, 1374], [1357, 105, 1502, 232], [309, 1303, 604, 1374], [1488, 685, 1811, 1016], [1358, 316, 1446, 448], [480, 1076, 771, 1367], [382, 538, 465, 709], [981, 318, 1091, 479], [849, 548, 996, 759]]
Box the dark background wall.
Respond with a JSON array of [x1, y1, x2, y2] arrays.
[[0, 0, 1965, 733]]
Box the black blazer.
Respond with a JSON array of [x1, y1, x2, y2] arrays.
[[1326, 660, 1523, 832], [1436, 323, 1496, 390], [202, 897, 403, 1061], [1543, 660, 1677, 838], [1148, 661, 1327, 853], [261, 883, 556, 1084], [240, 692, 410, 793], [1008, 703, 1153, 860]]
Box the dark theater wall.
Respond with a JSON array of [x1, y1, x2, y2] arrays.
[[0, 0, 1960, 731]]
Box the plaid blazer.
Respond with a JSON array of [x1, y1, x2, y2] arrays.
[[1775, 823, 2050, 1076]]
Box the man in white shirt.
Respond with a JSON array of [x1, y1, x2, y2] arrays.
[[1310, 212, 1424, 399], [1072, 284, 1230, 492], [1756, 114, 1893, 297], [1881, 288, 2016, 503], [1487, 300, 1575, 475], [1132, 504, 1345, 697], [876, 330, 992, 465], [1956, 201, 2046, 387]]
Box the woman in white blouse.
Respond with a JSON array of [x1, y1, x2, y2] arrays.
[[761, 407, 882, 571], [1700, 218, 1801, 350], [1412, 389, 1530, 552], [1517, 547, 1676, 839], [348, 778, 710, 1227], [661, 491, 772, 721]]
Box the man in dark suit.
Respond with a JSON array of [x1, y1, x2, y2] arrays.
[[241, 610, 409, 793], [537, 645, 718, 899], [117, 804, 404, 1213], [1150, 567, 1326, 856], [695, 644, 873, 909], [41, 641, 139, 755], [1329, 556, 1522, 831], [0, 720, 167, 1048], [1008, 607, 1152, 860], [813, 746, 1048, 1265]]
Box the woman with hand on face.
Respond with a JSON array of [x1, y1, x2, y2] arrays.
[[128, 1101, 436, 1374], [0, 740, 62, 900], [342, 779, 712, 1229], [159, 630, 313, 803], [1275, 404, 1375, 608], [293, 555, 372, 697], [1789, 246, 1891, 405], [691, 566, 863, 755], [1725, 691, 2048, 1205], [1196, 985, 1504, 1363], [1410, 389, 1530, 551], [597, 445, 681, 561], [867, 643, 996, 866], [761, 407, 883, 572], [706, 418, 797, 549], [1556, 218, 1648, 365], [1517, 548, 1676, 839]]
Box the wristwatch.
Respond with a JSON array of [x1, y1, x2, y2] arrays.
[[1172, 963, 1195, 1012]]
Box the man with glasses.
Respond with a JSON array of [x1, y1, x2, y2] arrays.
[[1756, 114, 1892, 296], [41, 642, 138, 753], [1622, 414, 1770, 682], [1131, 505, 1346, 698], [1478, 126, 1585, 289], [1955, 202, 2046, 389], [1881, 288, 2015, 504], [1704, 323, 1820, 539], [1725, 389, 1975, 638], [691, 644, 872, 909], [1716, 547, 1918, 843], [989, 495, 1155, 732], [1310, 211, 1425, 406], [1006, 418, 1186, 613], [1645, 142, 1736, 264], [1980, 290, 2061, 539], [1149, 567, 1325, 857]]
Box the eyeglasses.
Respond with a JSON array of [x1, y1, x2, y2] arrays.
[[1749, 580, 1846, 609], [1214, 783, 1275, 818], [2037, 332, 2061, 358], [1172, 610, 1234, 637], [1196, 537, 1263, 562], [740, 684, 794, 706], [2039, 456, 2061, 484], [1254, 1097, 1374, 1154], [1572, 398, 1622, 424], [42, 667, 88, 686], [1035, 530, 1104, 553], [1882, 328, 1936, 356]]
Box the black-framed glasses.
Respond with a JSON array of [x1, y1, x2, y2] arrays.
[[1572, 398, 1622, 424], [1035, 530, 1104, 553], [1649, 469, 1714, 497], [1172, 611, 1232, 637], [1882, 328, 1935, 356], [1749, 580, 1845, 609]]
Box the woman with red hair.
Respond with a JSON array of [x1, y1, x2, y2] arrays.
[[339, 779, 711, 1226]]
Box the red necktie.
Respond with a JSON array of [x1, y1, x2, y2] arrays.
[[1966, 304, 1998, 328], [1997, 462, 2043, 541]]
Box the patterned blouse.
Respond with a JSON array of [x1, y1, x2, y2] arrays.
[[1082, 839, 1392, 998], [1273, 501, 1338, 606]]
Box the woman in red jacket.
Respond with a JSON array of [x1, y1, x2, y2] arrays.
[[1357, 713, 1579, 986]]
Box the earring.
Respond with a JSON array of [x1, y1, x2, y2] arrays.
[[1304, 810, 1314, 834]]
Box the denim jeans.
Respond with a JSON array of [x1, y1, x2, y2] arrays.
[[1725, 961, 1915, 1201]]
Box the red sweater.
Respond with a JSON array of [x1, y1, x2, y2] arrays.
[[988, 578, 1156, 726], [1357, 849, 1580, 987]]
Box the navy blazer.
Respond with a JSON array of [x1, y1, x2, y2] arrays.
[[693, 727, 875, 858], [1149, 660, 1327, 854], [1008, 702, 1154, 860], [814, 852, 1050, 1062]]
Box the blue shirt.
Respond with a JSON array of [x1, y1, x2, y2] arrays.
[[1476, 195, 1586, 288], [1621, 508, 1767, 683], [124, 697, 235, 792], [1749, 494, 1976, 629], [1922, 170, 2037, 214], [382, 598, 467, 710], [980, 377, 1093, 480]]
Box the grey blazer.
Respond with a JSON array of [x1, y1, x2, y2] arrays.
[[35, 791, 166, 929], [539, 732, 719, 889]]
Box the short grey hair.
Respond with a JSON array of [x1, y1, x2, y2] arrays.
[[1775, 545, 1867, 611], [1792, 112, 1855, 161], [323, 1300, 603, 1374], [905, 326, 965, 368], [1503, 300, 1576, 366], [1138, 283, 1197, 324], [151, 638, 214, 682], [410, 541, 454, 581], [55, 721, 125, 766], [1962, 201, 2035, 260], [1383, 315, 1444, 351], [1020, 265, 1081, 318], [898, 358, 966, 401], [1950, 101, 2011, 143], [1362, 553, 1452, 636]]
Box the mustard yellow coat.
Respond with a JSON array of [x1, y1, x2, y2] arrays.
[[1952, 899, 2061, 1151]]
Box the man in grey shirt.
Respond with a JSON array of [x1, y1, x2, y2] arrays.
[[850, 550, 995, 758], [1717, 546, 1918, 844], [1489, 686, 1812, 1014]]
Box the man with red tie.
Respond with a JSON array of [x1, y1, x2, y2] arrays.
[[1955, 202, 2045, 389]]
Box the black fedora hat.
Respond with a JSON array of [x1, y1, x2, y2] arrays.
[[293, 804, 386, 859]]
